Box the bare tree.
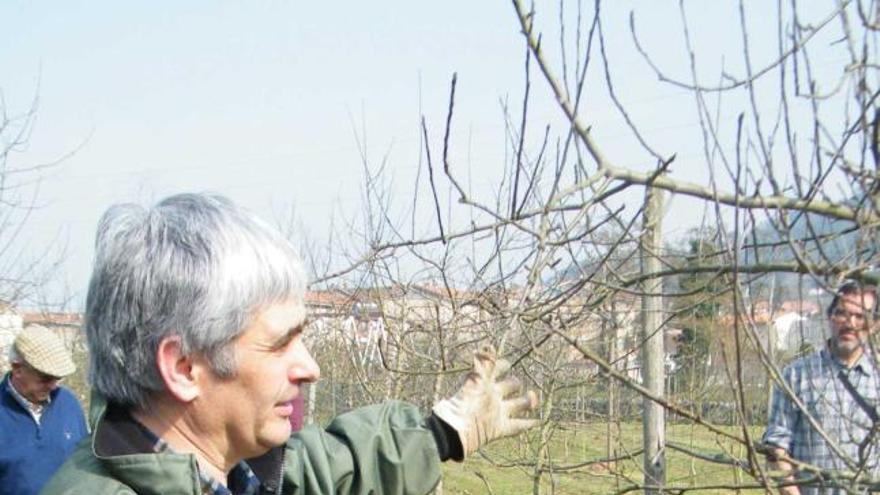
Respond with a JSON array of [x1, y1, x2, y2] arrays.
[[303, 1, 880, 493], [0, 88, 70, 308]]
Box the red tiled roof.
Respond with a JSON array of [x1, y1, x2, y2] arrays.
[[304, 290, 355, 307], [22, 312, 84, 327]]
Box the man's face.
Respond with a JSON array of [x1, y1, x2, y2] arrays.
[[194, 300, 320, 460], [10, 361, 61, 404], [829, 290, 877, 359]]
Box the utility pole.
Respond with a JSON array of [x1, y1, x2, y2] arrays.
[[641, 186, 665, 494]]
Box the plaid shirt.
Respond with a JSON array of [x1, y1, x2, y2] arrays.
[[764, 347, 880, 494], [135, 420, 262, 495]]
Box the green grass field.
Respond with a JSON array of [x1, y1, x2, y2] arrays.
[[440, 422, 769, 494]]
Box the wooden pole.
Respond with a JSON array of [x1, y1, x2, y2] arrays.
[[606, 300, 619, 465], [641, 186, 666, 493]]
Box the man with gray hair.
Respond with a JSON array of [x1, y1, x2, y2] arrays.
[[1, 324, 88, 495], [43, 193, 539, 495]]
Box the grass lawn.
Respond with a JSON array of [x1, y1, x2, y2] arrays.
[[440, 422, 769, 494]]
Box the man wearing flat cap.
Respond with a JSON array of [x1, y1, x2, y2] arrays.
[[0, 324, 88, 495]]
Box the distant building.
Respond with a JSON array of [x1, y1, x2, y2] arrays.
[[745, 297, 825, 356], [770, 312, 824, 354]]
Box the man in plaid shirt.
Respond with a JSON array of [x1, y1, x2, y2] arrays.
[[763, 281, 880, 494]]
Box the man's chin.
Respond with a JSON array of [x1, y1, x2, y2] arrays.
[[833, 338, 861, 355], [261, 421, 293, 447]]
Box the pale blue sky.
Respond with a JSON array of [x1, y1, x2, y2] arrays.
[[0, 1, 846, 306]]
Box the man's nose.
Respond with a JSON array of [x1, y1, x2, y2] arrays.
[[843, 314, 864, 327], [289, 341, 320, 383]]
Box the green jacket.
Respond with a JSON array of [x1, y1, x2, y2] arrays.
[[40, 397, 443, 495]]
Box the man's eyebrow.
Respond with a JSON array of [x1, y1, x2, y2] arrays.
[[273, 320, 308, 348]]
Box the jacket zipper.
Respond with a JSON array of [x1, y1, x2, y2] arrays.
[[274, 447, 285, 494]]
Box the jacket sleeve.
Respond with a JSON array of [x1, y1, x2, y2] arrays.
[[282, 400, 442, 495]]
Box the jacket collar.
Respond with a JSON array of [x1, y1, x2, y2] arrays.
[[89, 393, 285, 494]]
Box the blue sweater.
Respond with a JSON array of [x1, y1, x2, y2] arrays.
[[0, 373, 88, 495]]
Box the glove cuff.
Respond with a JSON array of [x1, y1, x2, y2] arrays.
[[425, 413, 464, 462], [432, 398, 471, 457]]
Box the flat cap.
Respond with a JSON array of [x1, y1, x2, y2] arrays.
[[13, 324, 76, 378]]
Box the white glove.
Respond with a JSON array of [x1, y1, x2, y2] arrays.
[[432, 345, 540, 459]]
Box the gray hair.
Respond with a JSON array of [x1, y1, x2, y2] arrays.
[[85, 193, 307, 408], [8, 344, 22, 365]]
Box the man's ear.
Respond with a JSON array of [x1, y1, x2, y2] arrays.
[[156, 336, 202, 403]]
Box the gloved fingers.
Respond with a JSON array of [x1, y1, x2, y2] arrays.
[[497, 375, 523, 399], [461, 371, 481, 391], [473, 345, 497, 377], [504, 389, 539, 417], [493, 357, 511, 379], [501, 417, 542, 437]]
